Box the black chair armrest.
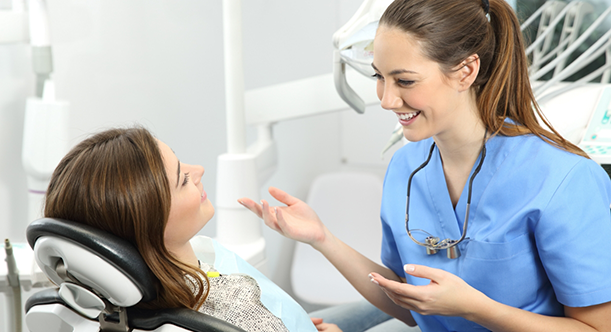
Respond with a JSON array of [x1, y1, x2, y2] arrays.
[[26, 288, 246, 332], [25, 288, 65, 313], [127, 307, 248, 332]]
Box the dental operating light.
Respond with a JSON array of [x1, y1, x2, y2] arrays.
[[333, 0, 393, 114], [1, 2, 69, 330]]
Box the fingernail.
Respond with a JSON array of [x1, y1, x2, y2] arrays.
[[368, 273, 379, 285], [404, 264, 415, 272], [238, 200, 244, 205], [274, 207, 277, 213]]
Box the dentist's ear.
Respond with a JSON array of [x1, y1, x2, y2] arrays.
[[456, 54, 480, 92]]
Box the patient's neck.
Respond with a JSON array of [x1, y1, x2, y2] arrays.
[[167, 242, 199, 268]]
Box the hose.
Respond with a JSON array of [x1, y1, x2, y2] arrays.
[[5, 239, 22, 332]]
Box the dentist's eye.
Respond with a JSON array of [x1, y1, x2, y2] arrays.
[[182, 173, 190, 186]]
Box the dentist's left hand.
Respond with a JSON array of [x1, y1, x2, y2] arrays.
[[239, 187, 330, 249], [369, 264, 487, 319]]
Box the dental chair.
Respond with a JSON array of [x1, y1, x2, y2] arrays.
[[24, 217, 246, 332], [291, 172, 384, 307]]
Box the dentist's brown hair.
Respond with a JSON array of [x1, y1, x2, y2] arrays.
[[379, 0, 587, 158], [44, 127, 209, 310]]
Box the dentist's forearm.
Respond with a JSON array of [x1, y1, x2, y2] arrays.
[[313, 231, 417, 326], [468, 295, 611, 332]]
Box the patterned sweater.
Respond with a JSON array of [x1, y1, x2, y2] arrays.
[[194, 262, 289, 332]]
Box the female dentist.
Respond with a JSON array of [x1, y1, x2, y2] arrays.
[[240, 0, 611, 331]]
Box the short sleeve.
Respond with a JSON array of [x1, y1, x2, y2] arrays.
[[535, 159, 611, 307], [380, 151, 408, 278], [381, 214, 405, 277]]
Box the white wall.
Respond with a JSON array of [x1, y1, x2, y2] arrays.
[[0, 0, 397, 291], [0, 0, 522, 246]]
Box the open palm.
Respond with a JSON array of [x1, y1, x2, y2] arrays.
[[239, 187, 329, 248]]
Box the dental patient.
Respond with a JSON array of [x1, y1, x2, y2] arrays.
[[43, 126, 340, 332]]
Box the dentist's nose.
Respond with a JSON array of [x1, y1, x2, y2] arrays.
[[377, 80, 402, 110]]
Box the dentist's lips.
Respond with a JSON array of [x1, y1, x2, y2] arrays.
[[396, 111, 420, 126]]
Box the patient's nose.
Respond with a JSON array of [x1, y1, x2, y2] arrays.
[[189, 164, 205, 184]]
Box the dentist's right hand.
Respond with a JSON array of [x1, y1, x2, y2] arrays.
[[240, 187, 418, 327], [239, 186, 330, 249]]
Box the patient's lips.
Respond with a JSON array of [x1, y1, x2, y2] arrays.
[[201, 190, 207, 203]]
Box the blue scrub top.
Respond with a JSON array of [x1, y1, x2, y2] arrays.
[[381, 134, 611, 331]]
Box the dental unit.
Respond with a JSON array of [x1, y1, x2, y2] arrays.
[[1, 0, 69, 331]]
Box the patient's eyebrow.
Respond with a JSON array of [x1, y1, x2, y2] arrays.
[[176, 160, 181, 188]]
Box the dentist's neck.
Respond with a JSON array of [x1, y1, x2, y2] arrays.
[[434, 102, 487, 169]]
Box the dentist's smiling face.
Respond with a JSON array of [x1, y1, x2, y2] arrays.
[[373, 26, 466, 142], [157, 139, 214, 250]]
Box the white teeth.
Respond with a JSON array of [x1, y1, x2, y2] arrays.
[[397, 112, 420, 120]]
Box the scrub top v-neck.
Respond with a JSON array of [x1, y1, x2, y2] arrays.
[[380, 134, 611, 331]]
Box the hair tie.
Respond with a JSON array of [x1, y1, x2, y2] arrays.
[[481, 0, 490, 14]]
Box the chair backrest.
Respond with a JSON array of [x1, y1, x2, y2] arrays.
[[26, 218, 156, 306], [25, 218, 246, 332], [291, 172, 384, 306]]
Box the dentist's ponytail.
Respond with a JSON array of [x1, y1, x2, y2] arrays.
[[379, 0, 587, 158]]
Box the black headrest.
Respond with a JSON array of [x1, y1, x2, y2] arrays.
[[26, 218, 157, 302]]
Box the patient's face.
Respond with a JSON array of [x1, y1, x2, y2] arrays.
[[157, 139, 214, 251]]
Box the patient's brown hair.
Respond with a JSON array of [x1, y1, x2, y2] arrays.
[[45, 127, 208, 309]]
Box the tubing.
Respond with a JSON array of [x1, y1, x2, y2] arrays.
[[4, 239, 22, 332]]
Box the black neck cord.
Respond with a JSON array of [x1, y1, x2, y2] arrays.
[[405, 131, 488, 230]]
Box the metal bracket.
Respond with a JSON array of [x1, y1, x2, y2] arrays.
[[99, 300, 129, 332]]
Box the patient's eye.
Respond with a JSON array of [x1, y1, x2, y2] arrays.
[[182, 173, 190, 186]]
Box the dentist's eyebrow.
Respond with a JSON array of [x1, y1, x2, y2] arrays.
[[371, 63, 417, 75], [176, 160, 181, 188]]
